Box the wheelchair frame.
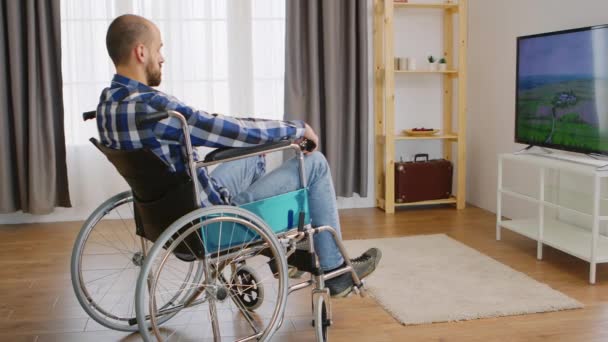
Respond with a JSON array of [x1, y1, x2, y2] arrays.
[[72, 110, 365, 342]]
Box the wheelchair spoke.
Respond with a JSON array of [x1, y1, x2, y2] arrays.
[[222, 241, 282, 286], [152, 281, 207, 297], [87, 226, 137, 265], [87, 240, 135, 257], [90, 227, 135, 254], [219, 275, 260, 334], [106, 288, 134, 321], [208, 299, 220, 340], [159, 262, 191, 280], [164, 330, 178, 341], [217, 228, 262, 272], [127, 292, 135, 321], [94, 260, 135, 315], [156, 283, 176, 313], [84, 266, 132, 286], [94, 212, 138, 255], [115, 203, 138, 251], [216, 216, 223, 278]]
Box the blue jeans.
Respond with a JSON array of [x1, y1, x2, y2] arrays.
[[210, 152, 344, 271]]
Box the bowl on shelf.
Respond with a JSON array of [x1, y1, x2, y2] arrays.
[[403, 128, 440, 136]]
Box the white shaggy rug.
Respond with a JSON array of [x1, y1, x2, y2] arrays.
[[344, 234, 583, 325]]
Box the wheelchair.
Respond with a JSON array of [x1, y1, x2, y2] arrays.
[[71, 110, 366, 341]]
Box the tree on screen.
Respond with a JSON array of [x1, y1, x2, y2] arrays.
[[544, 90, 578, 144]]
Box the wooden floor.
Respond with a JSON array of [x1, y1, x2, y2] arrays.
[[1, 205, 608, 341]]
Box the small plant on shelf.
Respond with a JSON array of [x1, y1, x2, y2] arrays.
[[427, 55, 437, 71]]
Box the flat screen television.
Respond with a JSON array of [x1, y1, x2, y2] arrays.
[[516, 24, 608, 155]]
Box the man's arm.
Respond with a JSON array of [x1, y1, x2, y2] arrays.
[[146, 92, 306, 148]]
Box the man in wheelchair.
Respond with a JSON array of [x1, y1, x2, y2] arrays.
[[97, 14, 381, 298]]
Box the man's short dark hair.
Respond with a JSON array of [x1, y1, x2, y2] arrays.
[[106, 14, 152, 66]]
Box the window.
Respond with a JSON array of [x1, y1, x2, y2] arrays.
[[60, 0, 286, 145]]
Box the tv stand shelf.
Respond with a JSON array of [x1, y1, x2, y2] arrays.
[[499, 218, 608, 263], [497, 153, 608, 284]]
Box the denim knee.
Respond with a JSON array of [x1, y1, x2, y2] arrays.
[[305, 151, 330, 176]]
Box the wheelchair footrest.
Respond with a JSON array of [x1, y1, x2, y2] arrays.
[[267, 249, 317, 275], [288, 249, 317, 273]]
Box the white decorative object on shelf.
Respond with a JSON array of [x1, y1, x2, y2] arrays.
[[399, 57, 408, 70], [407, 57, 416, 70], [438, 57, 447, 71], [497, 153, 608, 284]]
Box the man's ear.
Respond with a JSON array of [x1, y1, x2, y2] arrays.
[[134, 43, 146, 64]]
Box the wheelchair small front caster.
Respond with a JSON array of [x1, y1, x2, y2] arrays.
[[313, 295, 330, 341], [232, 265, 264, 311]]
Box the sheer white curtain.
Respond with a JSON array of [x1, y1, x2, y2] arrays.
[[25, 0, 285, 223], [61, 0, 286, 145]]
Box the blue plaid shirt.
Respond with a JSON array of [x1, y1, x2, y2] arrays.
[[97, 74, 305, 207]]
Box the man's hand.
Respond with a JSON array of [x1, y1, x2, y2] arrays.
[[302, 123, 319, 154]]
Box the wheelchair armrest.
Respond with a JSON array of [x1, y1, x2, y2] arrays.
[[204, 140, 292, 162]]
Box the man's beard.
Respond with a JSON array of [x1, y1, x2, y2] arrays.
[[146, 63, 162, 87]]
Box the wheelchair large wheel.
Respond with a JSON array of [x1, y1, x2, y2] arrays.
[[71, 191, 202, 332], [135, 206, 289, 342]]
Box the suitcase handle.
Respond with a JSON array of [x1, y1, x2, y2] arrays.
[[414, 153, 429, 162]]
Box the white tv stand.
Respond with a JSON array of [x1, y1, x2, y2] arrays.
[[518, 147, 608, 170], [497, 153, 608, 284]]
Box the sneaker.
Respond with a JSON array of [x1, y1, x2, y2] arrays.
[[350, 248, 382, 280], [325, 248, 382, 298], [325, 272, 354, 298]]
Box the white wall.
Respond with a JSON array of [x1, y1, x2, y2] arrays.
[[467, 0, 608, 214]]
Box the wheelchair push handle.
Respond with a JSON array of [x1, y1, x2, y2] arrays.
[[136, 112, 169, 125], [298, 138, 316, 153], [83, 111, 97, 121]]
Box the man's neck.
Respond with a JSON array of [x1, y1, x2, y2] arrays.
[[115, 66, 148, 86]]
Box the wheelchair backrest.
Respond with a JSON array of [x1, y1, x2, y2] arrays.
[[90, 138, 203, 257], [90, 138, 192, 201]]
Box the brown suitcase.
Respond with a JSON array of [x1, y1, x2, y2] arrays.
[[395, 154, 453, 203]]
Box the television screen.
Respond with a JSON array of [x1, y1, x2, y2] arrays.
[[516, 24, 608, 154]]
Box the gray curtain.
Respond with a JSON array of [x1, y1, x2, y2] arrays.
[[0, 0, 71, 214], [284, 0, 369, 197]]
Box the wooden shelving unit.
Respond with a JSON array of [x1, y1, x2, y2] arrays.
[[374, 0, 468, 213], [395, 70, 459, 74], [394, 2, 458, 9], [394, 134, 459, 141]]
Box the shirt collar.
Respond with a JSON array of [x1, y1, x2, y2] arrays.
[[111, 74, 156, 93]]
